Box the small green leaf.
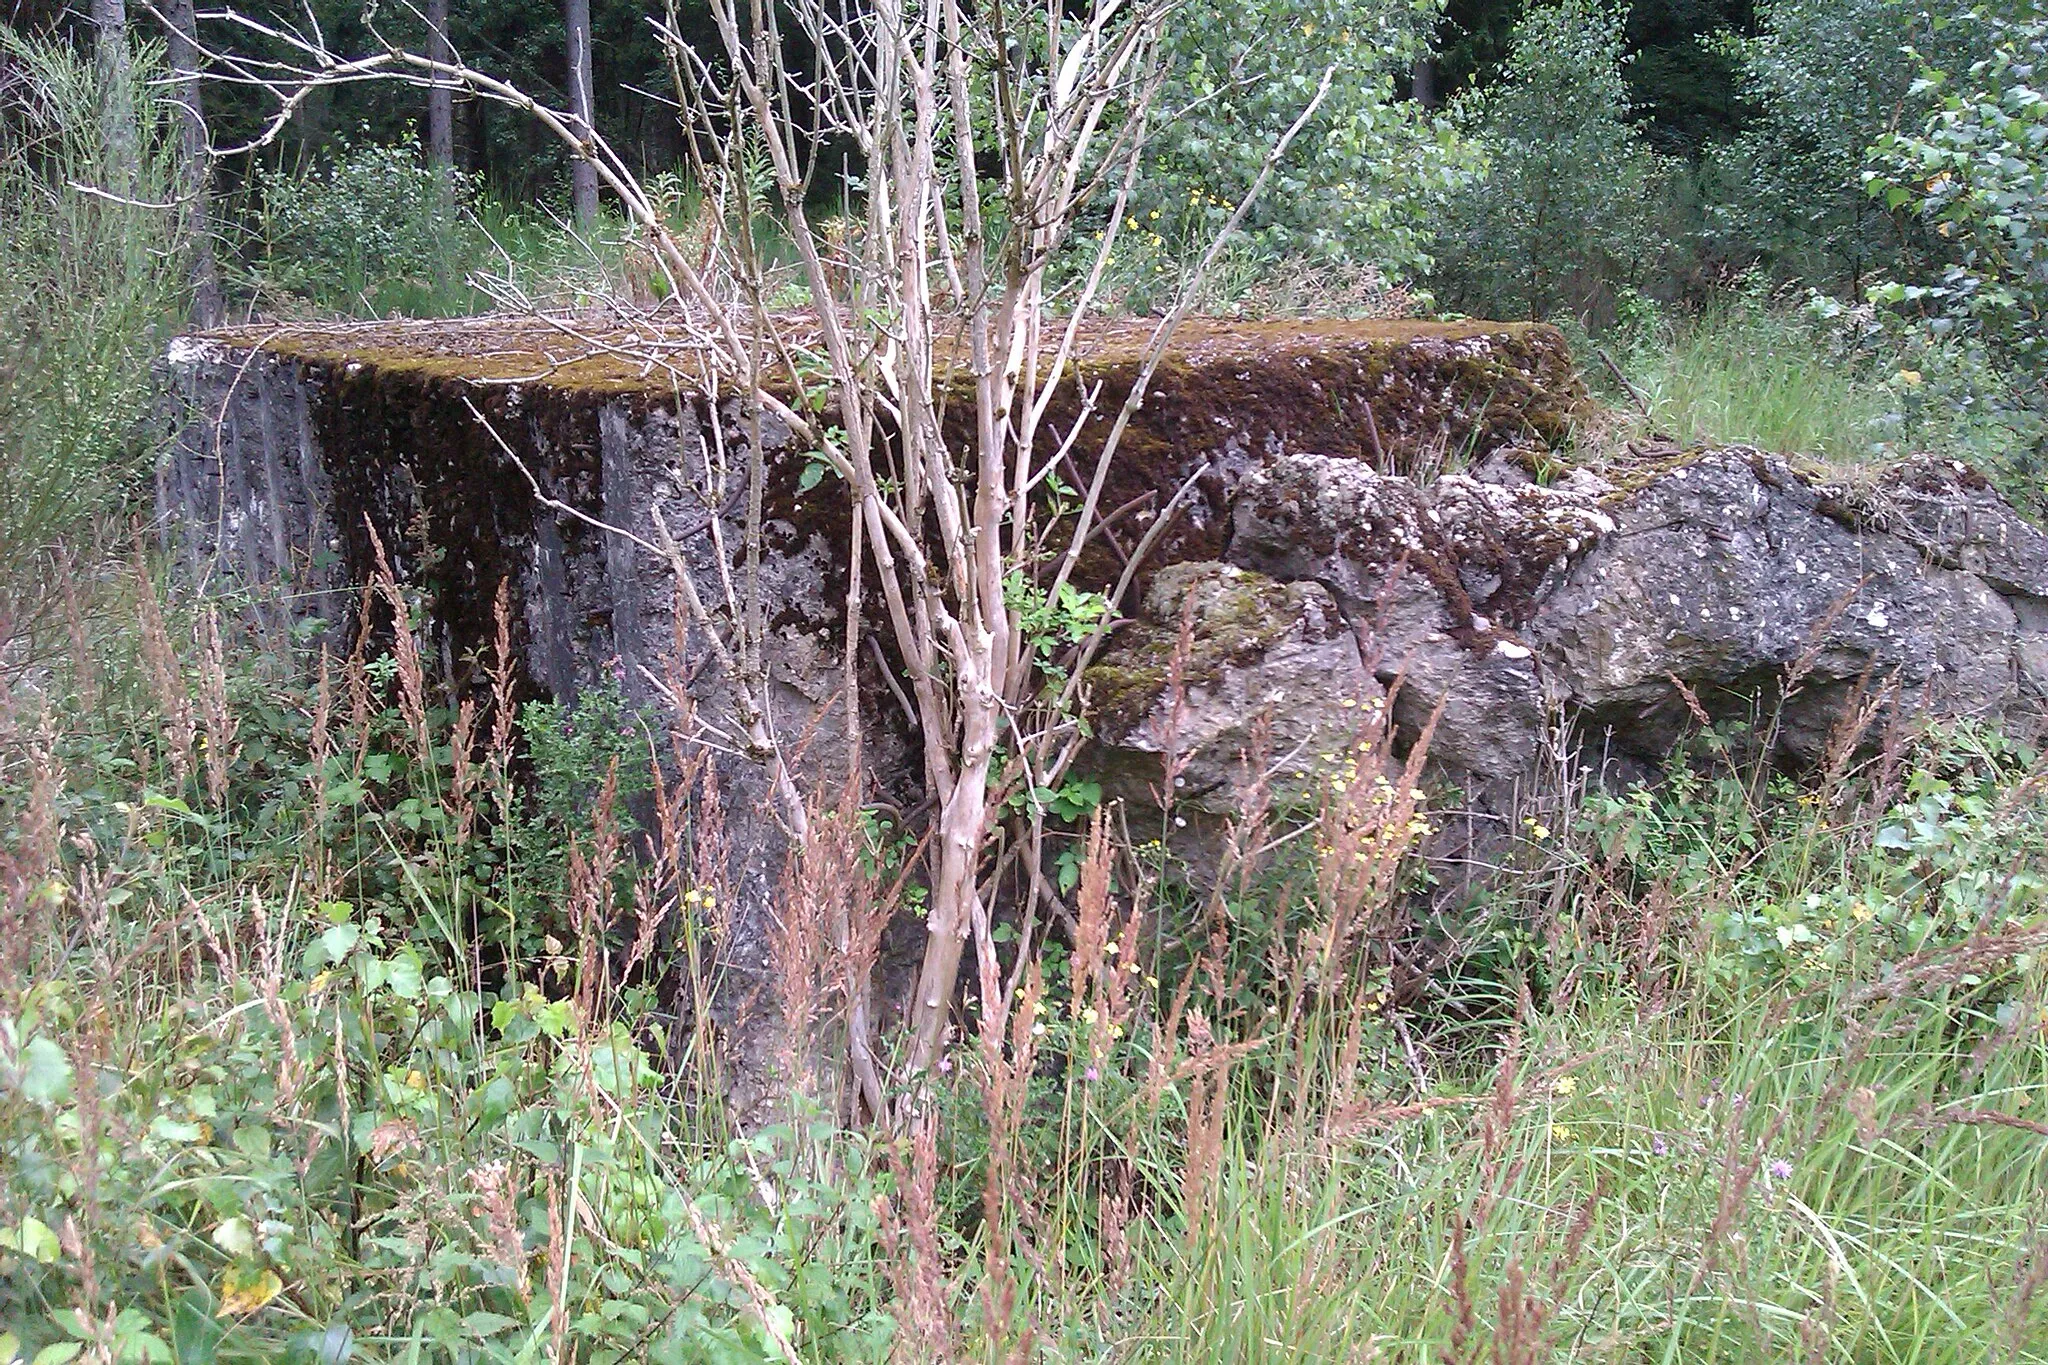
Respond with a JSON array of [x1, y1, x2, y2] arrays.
[[0, 1216, 60, 1264], [384, 952, 423, 1000], [211, 1218, 256, 1258], [462, 1312, 520, 1337], [318, 923, 361, 965], [18, 1037, 73, 1103]]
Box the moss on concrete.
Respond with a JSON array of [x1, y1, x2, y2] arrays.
[[192, 312, 1590, 619]]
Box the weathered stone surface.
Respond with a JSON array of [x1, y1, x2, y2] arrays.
[[1091, 444, 2048, 851], [159, 313, 1579, 1100], [165, 308, 2048, 1059], [1223, 453, 1609, 781], [159, 332, 861, 1120], [1537, 449, 2038, 760], [1086, 562, 1377, 819], [1869, 455, 2048, 600]]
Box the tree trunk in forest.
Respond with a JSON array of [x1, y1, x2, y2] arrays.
[[166, 0, 222, 327], [91, 0, 138, 193], [562, 0, 599, 229], [426, 0, 455, 205], [1411, 54, 1436, 108]]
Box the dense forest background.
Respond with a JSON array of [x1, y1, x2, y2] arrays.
[[12, 0, 1765, 199], [1, 0, 2027, 321]]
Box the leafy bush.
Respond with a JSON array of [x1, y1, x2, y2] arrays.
[[1431, 0, 1673, 322], [1106, 0, 1475, 283], [1866, 13, 2048, 374], [8, 550, 2048, 1360], [1578, 719, 2045, 989], [251, 133, 484, 317], [1706, 0, 1970, 292]]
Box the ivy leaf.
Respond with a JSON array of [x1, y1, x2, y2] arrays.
[[383, 952, 423, 1000], [319, 923, 362, 968]]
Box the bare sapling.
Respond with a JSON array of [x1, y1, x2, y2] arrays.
[[189, 0, 1336, 1086]]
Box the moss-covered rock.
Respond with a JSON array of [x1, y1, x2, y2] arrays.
[[1083, 562, 1378, 819]]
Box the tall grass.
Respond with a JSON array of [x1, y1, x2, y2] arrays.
[[5, 550, 2044, 1360], [1592, 293, 2045, 489], [1606, 297, 1898, 458], [0, 28, 185, 650]]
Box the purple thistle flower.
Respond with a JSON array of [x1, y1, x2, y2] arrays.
[[1084, 1066, 1100, 1082], [1769, 1158, 1793, 1180], [1651, 1134, 1668, 1158]]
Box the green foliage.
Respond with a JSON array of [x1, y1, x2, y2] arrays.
[[1620, 0, 1754, 155], [10, 560, 2048, 1361], [246, 133, 645, 319], [1111, 0, 1475, 282], [518, 677, 655, 844], [1709, 0, 1992, 291], [1580, 720, 2045, 987], [0, 600, 894, 1364], [1866, 13, 2048, 373], [0, 27, 184, 632], [1433, 0, 1673, 322], [1590, 286, 2046, 487], [250, 133, 481, 317], [936, 720, 2048, 1359]]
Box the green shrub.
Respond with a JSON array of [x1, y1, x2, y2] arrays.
[[1113, 0, 1475, 281], [0, 27, 184, 638], [1431, 0, 1673, 323], [1706, 0, 1970, 293], [0, 581, 896, 1363], [1866, 13, 2048, 375], [1578, 719, 2045, 991], [251, 132, 484, 317]]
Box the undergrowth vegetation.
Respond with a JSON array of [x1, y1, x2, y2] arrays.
[[1579, 289, 2047, 503], [0, 32, 184, 642], [3, 557, 2046, 1362], [242, 136, 653, 320]]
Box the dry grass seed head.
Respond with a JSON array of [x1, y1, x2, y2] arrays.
[[131, 553, 194, 785]]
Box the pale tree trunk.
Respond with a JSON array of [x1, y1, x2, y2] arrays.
[[562, 0, 599, 228], [166, 0, 222, 326], [91, 0, 138, 193], [426, 0, 455, 205]]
